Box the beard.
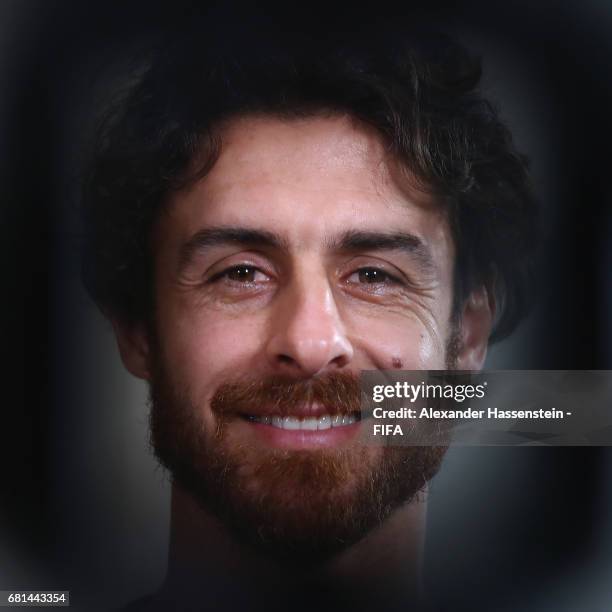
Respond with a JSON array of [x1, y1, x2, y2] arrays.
[[148, 334, 459, 563]]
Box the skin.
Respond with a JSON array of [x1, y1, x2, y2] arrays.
[[112, 113, 493, 606], [118, 113, 491, 392]]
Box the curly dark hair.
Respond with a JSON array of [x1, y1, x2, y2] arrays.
[[81, 24, 539, 342]]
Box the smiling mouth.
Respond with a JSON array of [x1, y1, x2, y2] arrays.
[[242, 412, 361, 430]]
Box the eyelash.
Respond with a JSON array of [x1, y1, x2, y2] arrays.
[[209, 264, 403, 287], [346, 267, 402, 286], [208, 264, 268, 284]]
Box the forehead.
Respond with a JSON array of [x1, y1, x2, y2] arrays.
[[163, 114, 451, 256], [214, 113, 391, 188]]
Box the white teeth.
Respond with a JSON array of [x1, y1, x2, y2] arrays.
[[317, 415, 331, 430], [301, 418, 318, 431], [251, 413, 357, 430], [283, 416, 301, 430]]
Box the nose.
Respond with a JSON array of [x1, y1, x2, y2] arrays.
[[265, 271, 354, 377]]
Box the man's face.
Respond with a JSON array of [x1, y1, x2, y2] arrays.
[[134, 114, 466, 559]]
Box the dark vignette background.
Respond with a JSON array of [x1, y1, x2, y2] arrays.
[[2, 1, 611, 610]]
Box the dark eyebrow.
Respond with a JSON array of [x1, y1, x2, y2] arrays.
[[178, 227, 437, 275], [179, 227, 288, 270], [333, 230, 436, 274]]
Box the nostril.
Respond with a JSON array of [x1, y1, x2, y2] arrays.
[[278, 354, 294, 366], [331, 353, 351, 368]]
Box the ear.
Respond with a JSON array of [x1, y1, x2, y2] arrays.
[[110, 318, 152, 381], [454, 285, 495, 371]]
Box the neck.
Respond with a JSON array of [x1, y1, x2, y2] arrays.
[[160, 484, 428, 610]]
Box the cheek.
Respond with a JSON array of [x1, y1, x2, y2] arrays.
[[156, 307, 268, 401], [348, 313, 448, 370]]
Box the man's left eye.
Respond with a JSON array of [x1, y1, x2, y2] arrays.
[[348, 267, 399, 285]]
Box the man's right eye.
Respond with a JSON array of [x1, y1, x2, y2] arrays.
[[211, 265, 268, 284]]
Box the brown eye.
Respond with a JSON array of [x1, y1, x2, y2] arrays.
[[226, 265, 257, 282], [357, 268, 392, 284], [207, 263, 271, 288]]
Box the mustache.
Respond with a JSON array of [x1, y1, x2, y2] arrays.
[[210, 371, 364, 418]]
